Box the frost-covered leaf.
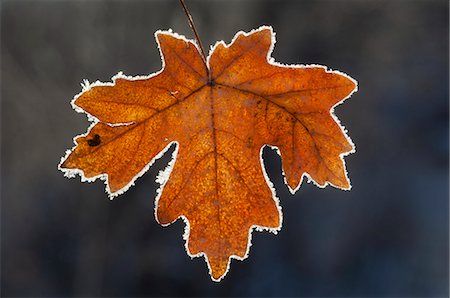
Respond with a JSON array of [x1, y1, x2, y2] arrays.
[[59, 26, 357, 281]]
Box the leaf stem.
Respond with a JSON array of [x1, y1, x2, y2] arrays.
[[178, 0, 210, 78]]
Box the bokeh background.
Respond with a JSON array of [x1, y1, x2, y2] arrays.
[[1, 0, 448, 297]]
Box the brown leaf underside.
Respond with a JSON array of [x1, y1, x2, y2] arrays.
[[60, 27, 357, 281]]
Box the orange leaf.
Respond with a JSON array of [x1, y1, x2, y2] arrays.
[[59, 26, 357, 281]]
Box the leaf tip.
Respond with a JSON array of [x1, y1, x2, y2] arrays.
[[205, 255, 231, 282]]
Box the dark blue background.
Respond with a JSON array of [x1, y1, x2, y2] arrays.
[[2, 0, 448, 296]]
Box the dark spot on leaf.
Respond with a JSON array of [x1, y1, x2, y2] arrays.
[[246, 136, 254, 148], [87, 134, 101, 147]]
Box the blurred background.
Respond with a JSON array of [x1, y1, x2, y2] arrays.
[[1, 0, 448, 297]]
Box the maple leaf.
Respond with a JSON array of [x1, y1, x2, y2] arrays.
[[59, 26, 357, 281]]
